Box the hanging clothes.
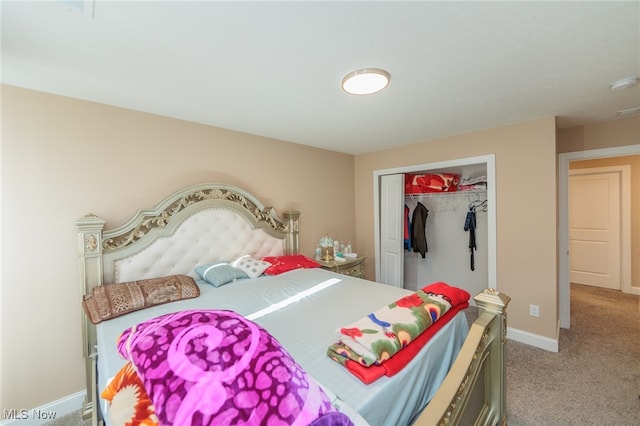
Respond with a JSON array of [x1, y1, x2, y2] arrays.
[[411, 202, 429, 258], [464, 208, 477, 271], [404, 205, 411, 250]]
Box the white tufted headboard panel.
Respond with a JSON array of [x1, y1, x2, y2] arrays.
[[113, 208, 285, 283]]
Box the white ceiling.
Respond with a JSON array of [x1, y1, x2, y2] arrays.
[[2, 1, 639, 155]]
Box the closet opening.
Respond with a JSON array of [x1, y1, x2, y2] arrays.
[[373, 155, 497, 299]]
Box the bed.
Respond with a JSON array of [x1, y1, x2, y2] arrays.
[[77, 183, 509, 426]]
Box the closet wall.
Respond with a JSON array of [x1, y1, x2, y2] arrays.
[[403, 163, 488, 297]]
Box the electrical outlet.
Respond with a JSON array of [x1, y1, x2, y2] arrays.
[[530, 304, 540, 317]]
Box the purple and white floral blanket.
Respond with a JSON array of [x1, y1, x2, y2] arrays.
[[117, 309, 351, 426]]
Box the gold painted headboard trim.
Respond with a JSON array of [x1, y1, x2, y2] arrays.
[[100, 184, 297, 252]]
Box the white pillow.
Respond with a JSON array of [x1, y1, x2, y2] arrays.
[[232, 255, 271, 278]]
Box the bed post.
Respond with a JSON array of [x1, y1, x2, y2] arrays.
[[414, 288, 509, 426], [474, 288, 510, 425], [283, 209, 300, 255], [77, 214, 106, 424]]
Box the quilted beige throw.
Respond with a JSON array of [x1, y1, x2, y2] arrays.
[[82, 274, 200, 324]]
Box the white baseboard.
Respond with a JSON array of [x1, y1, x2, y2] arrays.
[[507, 326, 559, 352], [1, 391, 85, 425]]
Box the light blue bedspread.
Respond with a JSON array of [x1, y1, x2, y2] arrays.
[[96, 268, 468, 425]]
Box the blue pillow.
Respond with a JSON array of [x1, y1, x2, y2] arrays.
[[195, 262, 248, 287]]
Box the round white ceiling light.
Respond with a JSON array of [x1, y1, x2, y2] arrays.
[[342, 68, 390, 95], [609, 77, 639, 91]]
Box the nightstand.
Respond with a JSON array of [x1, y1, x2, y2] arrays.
[[316, 257, 366, 279]]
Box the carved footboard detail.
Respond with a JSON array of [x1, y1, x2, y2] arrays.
[[414, 288, 510, 426]]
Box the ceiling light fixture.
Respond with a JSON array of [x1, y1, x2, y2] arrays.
[[610, 77, 639, 91], [342, 68, 390, 95]]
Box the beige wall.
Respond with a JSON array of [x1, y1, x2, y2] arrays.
[[557, 116, 640, 153], [355, 117, 559, 341], [0, 85, 356, 414]]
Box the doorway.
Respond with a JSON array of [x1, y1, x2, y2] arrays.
[[558, 145, 639, 329]]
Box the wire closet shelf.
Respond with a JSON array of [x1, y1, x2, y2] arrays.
[[405, 190, 487, 213]]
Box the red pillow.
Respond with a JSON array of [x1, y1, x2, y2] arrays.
[[262, 255, 321, 275], [421, 282, 471, 307]]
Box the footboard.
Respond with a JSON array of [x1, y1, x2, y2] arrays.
[[415, 289, 510, 426]]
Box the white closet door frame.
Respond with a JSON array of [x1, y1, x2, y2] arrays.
[[373, 154, 497, 289]]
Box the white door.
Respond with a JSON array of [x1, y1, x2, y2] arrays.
[[569, 171, 621, 289], [379, 174, 404, 287]]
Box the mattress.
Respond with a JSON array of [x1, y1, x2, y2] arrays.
[[96, 268, 468, 425]]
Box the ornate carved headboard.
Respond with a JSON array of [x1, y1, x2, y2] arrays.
[[76, 183, 299, 421]]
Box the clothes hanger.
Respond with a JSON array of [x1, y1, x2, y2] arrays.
[[406, 194, 418, 209], [468, 199, 487, 212]]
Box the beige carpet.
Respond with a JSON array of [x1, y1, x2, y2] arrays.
[[47, 283, 639, 426], [506, 284, 640, 426]]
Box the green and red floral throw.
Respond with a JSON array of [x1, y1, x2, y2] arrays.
[[327, 282, 470, 383]]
